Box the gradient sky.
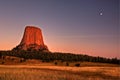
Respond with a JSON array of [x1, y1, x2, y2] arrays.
[[0, 0, 119, 58]]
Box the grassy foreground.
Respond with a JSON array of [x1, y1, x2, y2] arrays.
[[0, 65, 120, 80]]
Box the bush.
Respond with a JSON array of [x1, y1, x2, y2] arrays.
[[54, 62, 57, 65], [0, 53, 2, 58], [66, 62, 69, 66], [23, 58, 26, 62], [2, 56, 5, 60], [75, 63, 80, 67], [11, 58, 15, 61], [1, 61, 5, 64], [61, 60, 64, 63], [42, 60, 44, 62], [20, 58, 26, 63]]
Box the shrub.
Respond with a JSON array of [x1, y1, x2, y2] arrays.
[[54, 62, 57, 65], [20, 59, 23, 63], [2, 56, 5, 60], [0, 53, 2, 58], [11, 58, 15, 61], [75, 63, 80, 67], [1, 61, 5, 64], [20, 58, 26, 63], [66, 62, 69, 66], [23, 58, 26, 62], [61, 60, 64, 63], [42, 60, 45, 62]]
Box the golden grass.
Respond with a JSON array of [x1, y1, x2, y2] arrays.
[[0, 56, 120, 80], [0, 65, 120, 80], [1, 56, 119, 67]]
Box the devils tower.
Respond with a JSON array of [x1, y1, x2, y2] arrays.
[[13, 26, 48, 51]]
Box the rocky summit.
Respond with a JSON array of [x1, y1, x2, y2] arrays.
[[13, 26, 48, 51]]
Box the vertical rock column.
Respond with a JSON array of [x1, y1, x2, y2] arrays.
[[13, 26, 48, 51]]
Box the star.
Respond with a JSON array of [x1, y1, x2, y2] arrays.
[[100, 12, 103, 16]]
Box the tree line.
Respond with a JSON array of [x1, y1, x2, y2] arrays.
[[0, 50, 119, 64]]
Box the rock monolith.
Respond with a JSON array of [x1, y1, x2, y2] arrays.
[[13, 26, 48, 51]]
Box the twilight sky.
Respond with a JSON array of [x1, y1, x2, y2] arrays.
[[0, 0, 119, 58]]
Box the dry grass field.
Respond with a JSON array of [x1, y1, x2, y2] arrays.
[[0, 65, 120, 80], [0, 56, 120, 80]]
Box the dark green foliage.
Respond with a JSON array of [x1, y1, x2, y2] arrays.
[[75, 63, 80, 67], [0, 50, 120, 64]]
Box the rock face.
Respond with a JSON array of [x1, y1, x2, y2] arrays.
[[13, 26, 48, 51]]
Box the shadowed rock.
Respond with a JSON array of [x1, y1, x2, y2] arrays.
[[13, 26, 49, 51]]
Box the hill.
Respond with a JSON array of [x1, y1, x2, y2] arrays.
[[0, 50, 120, 65]]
